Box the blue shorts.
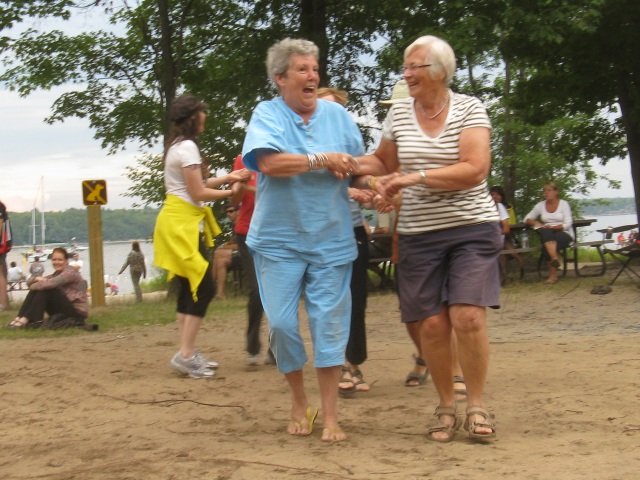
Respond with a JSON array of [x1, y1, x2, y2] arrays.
[[251, 251, 352, 374], [397, 222, 502, 323]]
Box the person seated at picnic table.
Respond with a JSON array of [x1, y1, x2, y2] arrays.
[[7, 261, 26, 289], [6, 247, 89, 329], [524, 181, 573, 284]]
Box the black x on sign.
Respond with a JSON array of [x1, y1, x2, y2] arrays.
[[82, 180, 108, 206]]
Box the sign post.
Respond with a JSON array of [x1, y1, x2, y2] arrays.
[[82, 180, 107, 307]]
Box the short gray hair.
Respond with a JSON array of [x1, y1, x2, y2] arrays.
[[266, 38, 319, 88], [405, 35, 456, 85]]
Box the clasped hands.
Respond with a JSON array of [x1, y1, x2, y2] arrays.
[[368, 172, 412, 213], [323, 153, 359, 180]]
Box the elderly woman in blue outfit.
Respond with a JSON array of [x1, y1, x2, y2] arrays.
[[242, 38, 385, 442]]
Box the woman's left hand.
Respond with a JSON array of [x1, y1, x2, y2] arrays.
[[375, 172, 410, 200]]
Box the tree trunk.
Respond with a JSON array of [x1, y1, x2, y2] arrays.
[[300, 0, 329, 85], [617, 77, 640, 224], [157, 0, 177, 144]]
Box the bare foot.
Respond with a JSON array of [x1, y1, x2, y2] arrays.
[[322, 427, 346, 442]]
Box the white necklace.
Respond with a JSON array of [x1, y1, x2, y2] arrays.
[[418, 91, 450, 120]]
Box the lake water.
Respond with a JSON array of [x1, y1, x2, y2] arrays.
[[5, 241, 157, 295], [5, 212, 637, 293], [578, 213, 638, 242]]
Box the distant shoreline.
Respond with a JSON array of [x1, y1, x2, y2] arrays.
[[11, 239, 151, 249]]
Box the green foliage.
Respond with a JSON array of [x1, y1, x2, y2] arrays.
[[9, 208, 159, 245], [1, 0, 637, 214], [123, 154, 165, 208]]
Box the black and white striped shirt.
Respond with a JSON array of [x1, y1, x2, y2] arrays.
[[383, 91, 499, 234]]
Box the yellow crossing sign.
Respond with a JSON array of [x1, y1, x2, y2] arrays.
[[82, 180, 108, 206]]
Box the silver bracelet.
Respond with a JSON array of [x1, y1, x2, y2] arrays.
[[308, 152, 328, 171], [418, 170, 426, 184]]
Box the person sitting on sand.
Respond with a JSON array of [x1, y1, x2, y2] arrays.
[[6, 247, 88, 329]]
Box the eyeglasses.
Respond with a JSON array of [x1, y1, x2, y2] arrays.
[[401, 64, 432, 73]]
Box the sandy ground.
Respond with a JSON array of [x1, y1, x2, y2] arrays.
[[1, 273, 639, 480]]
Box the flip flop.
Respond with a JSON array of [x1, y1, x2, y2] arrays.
[[288, 406, 318, 436], [322, 427, 346, 442]]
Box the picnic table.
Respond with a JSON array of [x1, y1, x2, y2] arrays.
[[503, 219, 613, 277]]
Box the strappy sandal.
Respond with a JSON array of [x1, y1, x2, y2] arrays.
[[350, 369, 370, 392], [405, 355, 429, 387], [454, 376, 467, 404], [426, 406, 462, 443], [338, 366, 355, 395], [464, 406, 496, 441]]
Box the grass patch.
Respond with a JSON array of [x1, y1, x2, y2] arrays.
[[0, 293, 246, 339], [575, 247, 607, 262]]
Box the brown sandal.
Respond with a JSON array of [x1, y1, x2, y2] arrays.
[[405, 356, 429, 387], [426, 406, 462, 443], [464, 406, 496, 441], [350, 369, 370, 392], [338, 366, 355, 394], [454, 376, 467, 404]]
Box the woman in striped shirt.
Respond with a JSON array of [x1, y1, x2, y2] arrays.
[[355, 35, 499, 443]]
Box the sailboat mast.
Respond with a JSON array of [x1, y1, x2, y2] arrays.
[[31, 207, 36, 249], [40, 177, 46, 246]]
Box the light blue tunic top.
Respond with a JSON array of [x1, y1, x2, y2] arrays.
[[242, 97, 365, 266]]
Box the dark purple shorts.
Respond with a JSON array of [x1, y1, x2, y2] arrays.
[[397, 222, 502, 323]]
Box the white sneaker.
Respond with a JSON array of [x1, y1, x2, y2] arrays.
[[246, 354, 260, 366], [194, 351, 219, 369], [170, 352, 216, 379]]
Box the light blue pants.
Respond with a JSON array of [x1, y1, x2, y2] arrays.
[[252, 251, 352, 374]]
